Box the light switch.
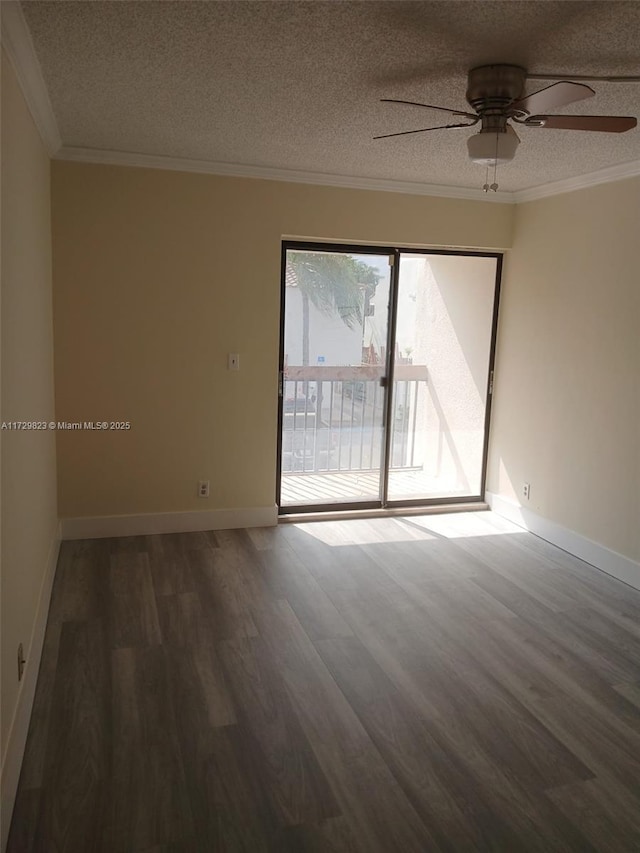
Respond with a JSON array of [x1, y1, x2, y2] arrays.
[[228, 353, 240, 371]]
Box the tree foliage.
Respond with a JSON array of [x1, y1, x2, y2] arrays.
[[288, 252, 380, 330]]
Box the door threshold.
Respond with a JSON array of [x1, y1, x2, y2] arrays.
[[278, 501, 489, 524]]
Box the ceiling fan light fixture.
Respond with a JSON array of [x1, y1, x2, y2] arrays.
[[467, 126, 520, 165]]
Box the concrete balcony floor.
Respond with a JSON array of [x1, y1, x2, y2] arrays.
[[280, 467, 472, 506]]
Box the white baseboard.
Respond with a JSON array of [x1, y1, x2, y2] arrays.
[[486, 491, 640, 591], [60, 505, 278, 540], [1, 525, 61, 853]]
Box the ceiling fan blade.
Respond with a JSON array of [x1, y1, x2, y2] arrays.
[[527, 73, 640, 83], [374, 120, 478, 140], [510, 81, 595, 115], [381, 98, 477, 120], [526, 114, 637, 132]]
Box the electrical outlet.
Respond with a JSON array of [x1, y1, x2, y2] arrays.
[[523, 482, 531, 500], [17, 643, 25, 681], [198, 480, 210, 498]]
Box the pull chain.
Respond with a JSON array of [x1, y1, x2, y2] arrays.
[[490, 132, 499, 192], [481, 133, 500, 193]]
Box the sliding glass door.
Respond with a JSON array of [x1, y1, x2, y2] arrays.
[[387, 253, 499, 502], [278, 245, 393, 508], [277, 242, 501, 513]]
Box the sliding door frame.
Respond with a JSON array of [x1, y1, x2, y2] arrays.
[[385, 248, 503, 510], [277, 241, 502, 515]]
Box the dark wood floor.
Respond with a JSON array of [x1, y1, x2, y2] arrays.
[[9, 511, 640, 852]]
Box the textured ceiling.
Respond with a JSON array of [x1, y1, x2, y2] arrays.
[[20, 0, 640, 192]]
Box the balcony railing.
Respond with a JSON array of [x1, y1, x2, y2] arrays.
[[281, 365, 428, 474]]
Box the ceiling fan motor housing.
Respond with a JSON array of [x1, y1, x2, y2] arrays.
[[466, 65, 527, 113], [466, 65, 526, 165]]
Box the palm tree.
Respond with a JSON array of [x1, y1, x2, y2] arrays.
[[287, 252, 380, 366]]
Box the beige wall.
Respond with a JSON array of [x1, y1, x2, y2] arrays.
[[51, 161, 513, 518], [1, 50, 57, 771], [48, 160, 640, 561], [488, 178, 640, 562]]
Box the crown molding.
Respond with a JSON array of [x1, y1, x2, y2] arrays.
[[55, 145, 640, 204], [513, 159, 640, 203], [1, 1, 61, 154], [54, 146, 515, 203]]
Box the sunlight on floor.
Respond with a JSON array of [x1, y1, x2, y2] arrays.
[[296, 510, 524, 546]]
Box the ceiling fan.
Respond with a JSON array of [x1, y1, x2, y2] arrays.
[[376, 65, 637, 189]]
